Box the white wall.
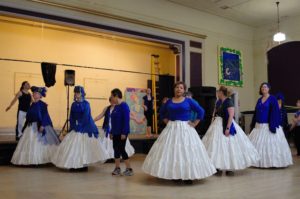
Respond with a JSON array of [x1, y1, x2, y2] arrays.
[[0, 0, 257, 111]]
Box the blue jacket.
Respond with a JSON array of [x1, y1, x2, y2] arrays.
[[111, 102, 130, 136]]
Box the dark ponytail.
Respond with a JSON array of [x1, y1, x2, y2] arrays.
[[20, 81, 28, 91]]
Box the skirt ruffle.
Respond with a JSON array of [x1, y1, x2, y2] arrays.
[[202, 117, 260, 170], [11, 123, 59, 165], [142, 121, 216, 180], [51, 131, 109, 169], [249, 123, 293, 168]]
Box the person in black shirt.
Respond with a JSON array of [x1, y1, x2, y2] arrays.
[[142, 88, 154, 137], [6, 81, 32, 140]]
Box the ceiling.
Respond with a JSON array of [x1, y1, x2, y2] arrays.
[[167, 0, 300, 27], [28, 0, 300, 28]]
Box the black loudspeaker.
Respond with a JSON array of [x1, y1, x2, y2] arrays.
[[64, 70, 75, 86], [41, 62, 56, 87], [158, 75, 175, 101], [188, 86, 216, 137]]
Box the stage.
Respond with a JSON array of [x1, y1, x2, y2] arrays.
[[0, 129, 158, 165]]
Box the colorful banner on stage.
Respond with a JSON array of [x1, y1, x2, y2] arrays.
[[125, 88, 147, 134], [218, 47, 243, 87]]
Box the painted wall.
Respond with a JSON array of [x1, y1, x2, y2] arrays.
[[0, 16, 175, 128]]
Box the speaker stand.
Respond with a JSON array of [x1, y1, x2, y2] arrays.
[[60, 85, 70, 135]]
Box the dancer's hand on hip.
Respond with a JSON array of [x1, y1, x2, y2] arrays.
[[188, 121, 195, 128], [121, 134, 126, 140], [39, 126, 44, 133]]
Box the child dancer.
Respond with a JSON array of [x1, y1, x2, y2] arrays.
[[94, 97, 135, 159], [110, 88, 133, 176]]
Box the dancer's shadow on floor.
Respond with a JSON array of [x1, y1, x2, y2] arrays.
[[129, 173, 207, 187]]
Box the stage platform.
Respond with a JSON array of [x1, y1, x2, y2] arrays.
[[0, 129, 158, 165]]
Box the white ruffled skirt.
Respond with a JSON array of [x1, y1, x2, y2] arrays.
[[99, 129, 135, 159], [249, 123, 293, 168], [142, 121, 216, 180], [11, 123, 59, 165], [202, 117, 260, 170], [51, 131, 109, 169]]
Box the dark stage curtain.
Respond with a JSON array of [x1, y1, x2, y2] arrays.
[[267, 41, 300, 105]]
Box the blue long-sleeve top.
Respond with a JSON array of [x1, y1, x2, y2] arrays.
[[215, 98, 236, 136], [26, 100, 52, 127], [251, 95, 280, 133], [69, 100, 98, 138], [111, 102, 130, 136], [159, 98, 205, 121]]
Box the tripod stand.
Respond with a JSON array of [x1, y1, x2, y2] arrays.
[[60, 85, 71, 135]]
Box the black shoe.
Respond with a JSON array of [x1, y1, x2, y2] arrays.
[[172, 179, 182, 183], [69, 167, 88, 172], [215, 169, 222, 176], [183, 180, 193, 185], [225, 171, 234, 176]]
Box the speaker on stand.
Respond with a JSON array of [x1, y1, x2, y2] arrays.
[[60, 70, 75, 135]]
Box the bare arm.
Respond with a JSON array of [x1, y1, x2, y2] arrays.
[[227, 107, 235, 128], [225, 107, 235, 136], [6, 91, 22, 112], [189, 119, 200, 127], [290, 115, 300, 131], [163, 118, 169, 124], [94, 106, 108, 122]]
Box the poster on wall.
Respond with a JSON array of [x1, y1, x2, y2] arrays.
[[218, 47, 243, 87], [125, 88, 147, 134]]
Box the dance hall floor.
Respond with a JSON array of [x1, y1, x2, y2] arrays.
[[0, 154, 300, 199]]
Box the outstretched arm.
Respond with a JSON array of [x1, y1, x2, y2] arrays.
[[6, 91, 22, 111], [290, 113, 300, 131], [94, 106, 108, 122]]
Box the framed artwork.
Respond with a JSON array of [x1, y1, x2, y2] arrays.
[[218, 47, 243, 87], [125, 88, 147, 134]]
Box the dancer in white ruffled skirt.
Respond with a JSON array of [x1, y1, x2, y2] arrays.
[[202, 86, 260, 176], [11, 86, 60, 165], [94, 97, 135, 159], [51, 86, 109, 171], [142, 81, 216, 183], [249, 82, 293, 168]]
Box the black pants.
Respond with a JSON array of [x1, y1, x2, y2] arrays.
[[113, 135, 129, 160], [144, 112, 153, 127], [294, 126, 300, 155]]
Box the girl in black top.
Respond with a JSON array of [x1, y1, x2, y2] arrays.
[[142, 88, 154, 137], [6, 81, 32, 140]]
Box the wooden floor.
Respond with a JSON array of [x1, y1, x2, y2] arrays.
[[0, 154, 300, 199]]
